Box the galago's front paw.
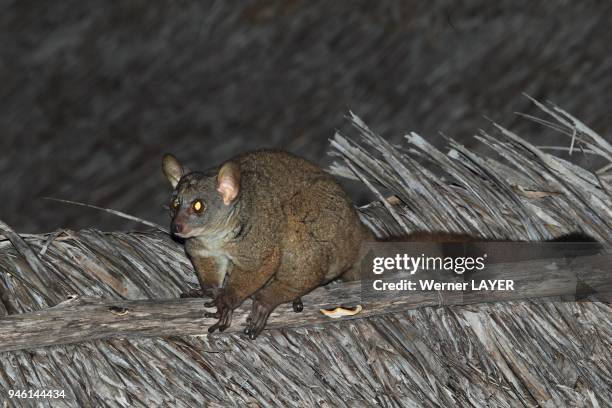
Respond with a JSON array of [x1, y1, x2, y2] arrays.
[[205, 291, 235, 333]]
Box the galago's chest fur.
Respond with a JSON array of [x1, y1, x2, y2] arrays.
[[185, 236, 233, 288]]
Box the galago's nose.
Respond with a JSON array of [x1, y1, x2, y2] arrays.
[[171, 223, 184, 235]]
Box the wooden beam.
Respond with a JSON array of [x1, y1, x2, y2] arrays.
[[0, 254, 609, 353]]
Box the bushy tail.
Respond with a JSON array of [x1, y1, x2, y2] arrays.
[[339, 231, 601, 282]]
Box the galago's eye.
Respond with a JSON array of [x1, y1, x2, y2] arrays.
[[172, 198, 180, 210], [192, 200, 204, 213]]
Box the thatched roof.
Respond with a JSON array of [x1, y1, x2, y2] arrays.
[[0, 100, 610, 407], [333, 97, 611, 244]]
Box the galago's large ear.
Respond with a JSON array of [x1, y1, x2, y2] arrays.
[[162, 153, 183, 188], [217, 161, 241, 205]]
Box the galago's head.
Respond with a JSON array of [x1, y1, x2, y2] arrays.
[[161, 153, 241, 239]]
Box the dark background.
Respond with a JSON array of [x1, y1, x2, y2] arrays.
[[1, 0, 610, 233]]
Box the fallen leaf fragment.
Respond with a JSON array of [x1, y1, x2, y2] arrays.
[[320, 305, 363, 318]]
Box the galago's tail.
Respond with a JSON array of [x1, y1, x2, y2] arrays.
[[340, 230, 602, 282]]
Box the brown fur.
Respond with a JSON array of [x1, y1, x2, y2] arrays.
[[163, 150, 372, 338]]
